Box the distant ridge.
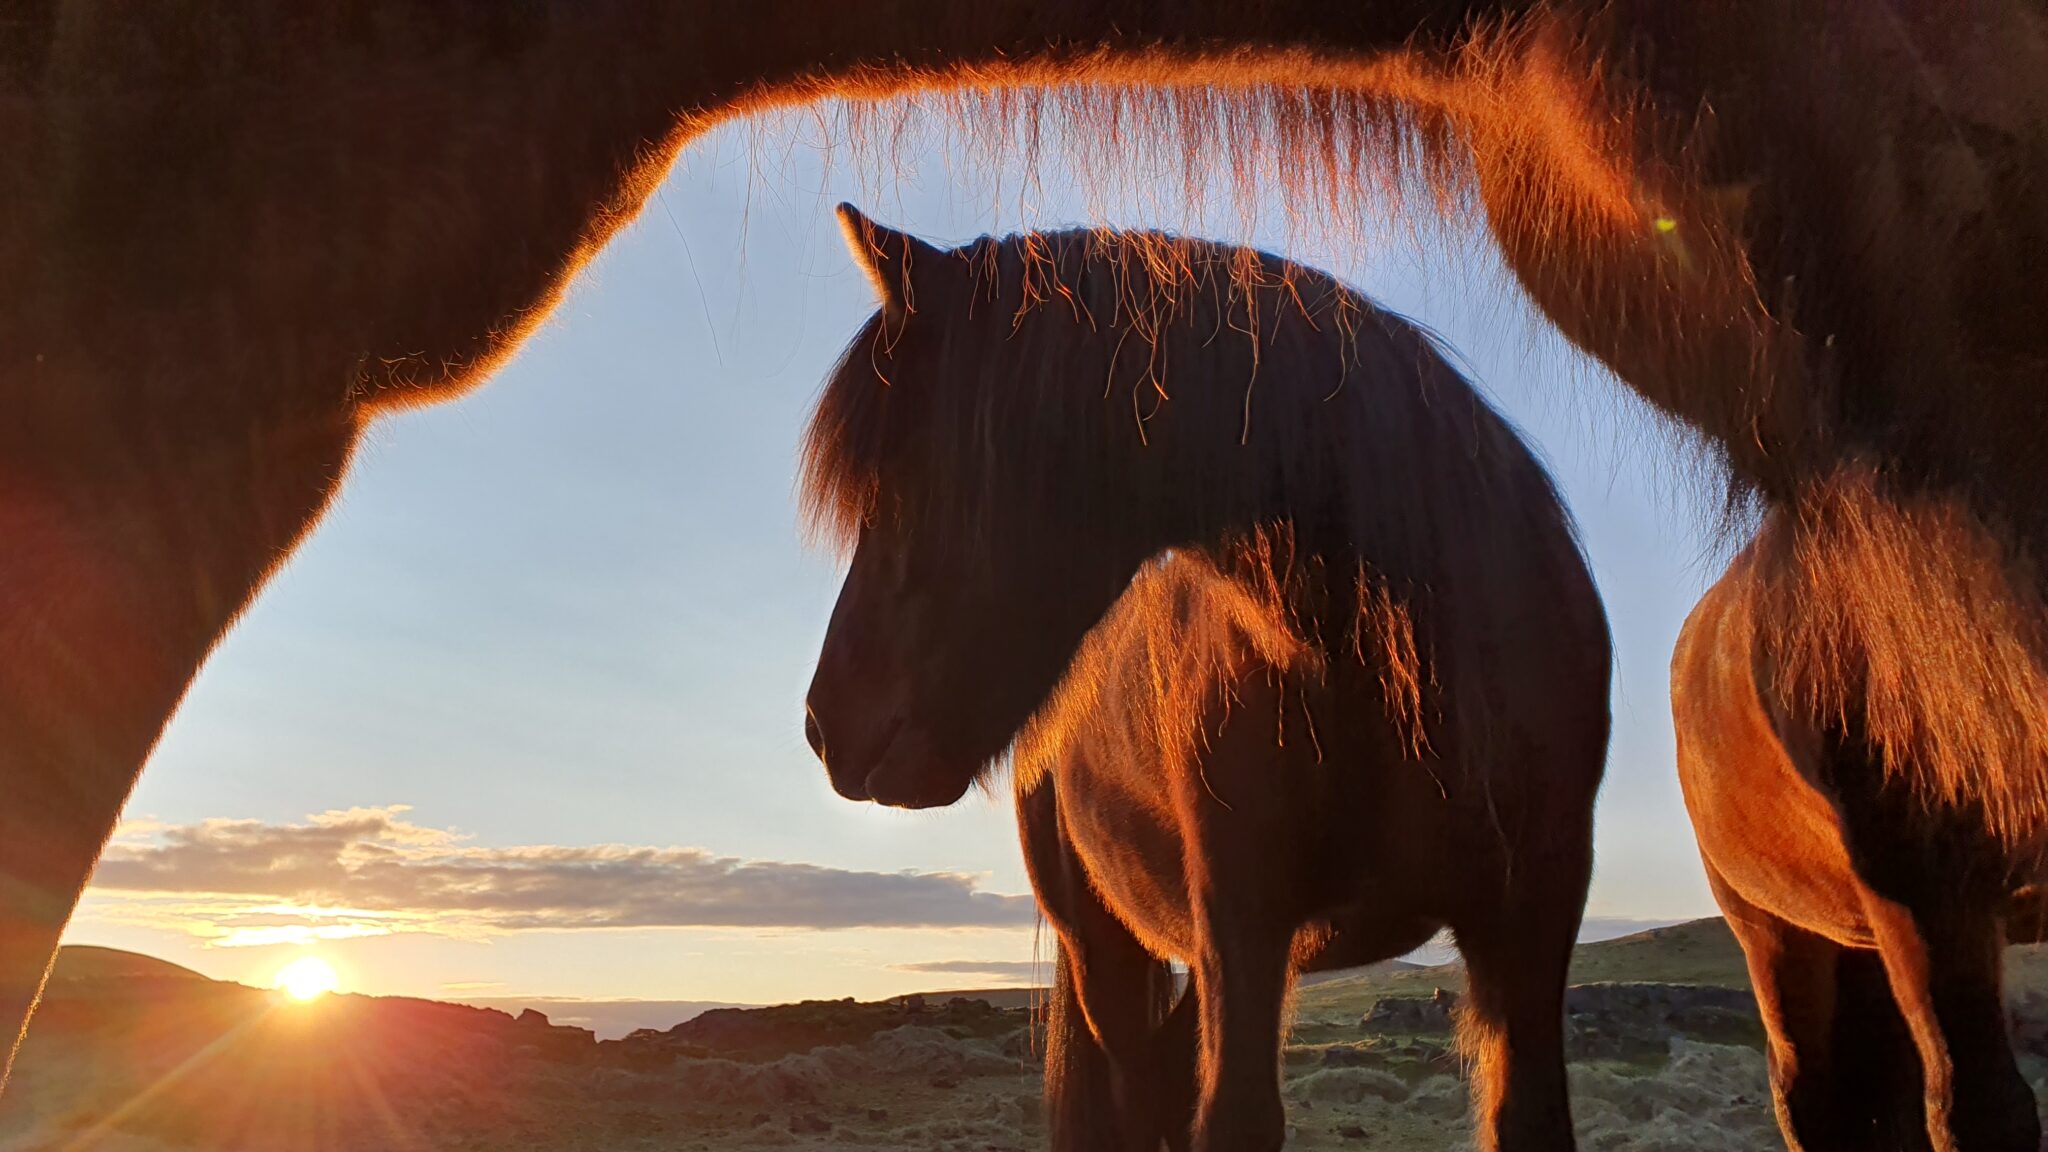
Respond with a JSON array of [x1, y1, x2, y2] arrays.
[[43, 944, 213, 987], [1293, 917, 1751, 1019], [457, 996, 749, 1040]]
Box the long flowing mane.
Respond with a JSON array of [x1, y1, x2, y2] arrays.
[[801, 226, 1601, 776]]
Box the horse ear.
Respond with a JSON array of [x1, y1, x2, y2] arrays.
[[837, 203, 942, 319]]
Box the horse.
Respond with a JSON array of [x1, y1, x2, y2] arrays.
[[1674, 503, 2048, 1152], [801, 204, 1612, 1151], [9, 0, 2048, 1082]]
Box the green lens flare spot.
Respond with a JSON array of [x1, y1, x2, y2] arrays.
[[1653, 216, 1679, 234]]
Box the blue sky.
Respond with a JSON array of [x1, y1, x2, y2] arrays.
[[65, 111, 1725, 1010]]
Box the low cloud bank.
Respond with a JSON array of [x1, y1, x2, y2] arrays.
[[85, 807, 1034, 946]]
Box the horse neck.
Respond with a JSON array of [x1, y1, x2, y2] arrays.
[[18, 3, 1495, 419]]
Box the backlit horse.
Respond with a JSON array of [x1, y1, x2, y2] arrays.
[[802, 206, 1611, 1151], [1676, 504, 2048, 1152]]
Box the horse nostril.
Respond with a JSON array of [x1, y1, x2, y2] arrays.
[[804, 707, 827, 763]]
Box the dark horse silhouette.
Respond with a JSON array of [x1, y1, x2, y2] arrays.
[[1676, 501, 2048, 1152], [801, 206, 1611, 1151], [9, 0, 2048, 1088]]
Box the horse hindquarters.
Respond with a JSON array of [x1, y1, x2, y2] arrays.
[[1676, 550, 2038, 1152]]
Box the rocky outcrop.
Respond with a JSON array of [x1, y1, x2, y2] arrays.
[[1358, 988, 1460, 1035], [1563, 983, 1761, 1060], [1355, 982, 1762, 1061], [602, 994, 1025, 1065]]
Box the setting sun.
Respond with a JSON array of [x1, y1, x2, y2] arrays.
[[273, 955, 340, 1002]]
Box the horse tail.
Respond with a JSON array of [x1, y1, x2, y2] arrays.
[[1043, 944, 1119, 1151]]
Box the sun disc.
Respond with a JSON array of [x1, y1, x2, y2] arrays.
[[274, 955, 340, 1002]]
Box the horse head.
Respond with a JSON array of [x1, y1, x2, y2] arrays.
[[801, 205, 1141, 808]]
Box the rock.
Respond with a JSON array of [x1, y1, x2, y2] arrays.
[[788, 1112, 833, 1134], [1563, 984, 1760, 1060], [1338, 1124, 1369, 1139], [1313, 1038, 1457, 1081], [1359, 988, 1459, 1035], [2010, 992, 2048, 1060]]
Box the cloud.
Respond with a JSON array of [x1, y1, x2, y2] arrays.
[[82, 807, 1035, 946], [889, 959, 1042, 985]]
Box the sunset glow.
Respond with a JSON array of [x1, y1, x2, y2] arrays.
[[274, 954, 340, 1002]]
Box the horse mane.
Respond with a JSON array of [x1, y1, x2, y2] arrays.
[[801, 224, 1595, 779], [775, 2, 1788, 513]]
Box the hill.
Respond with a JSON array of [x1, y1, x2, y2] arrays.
[[41, 945, 211, 987], [5, 926, 2041, 1151]]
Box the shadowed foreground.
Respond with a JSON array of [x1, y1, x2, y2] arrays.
[[11, 922, 2048, 1151]]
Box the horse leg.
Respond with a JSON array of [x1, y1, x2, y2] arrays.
[[1453, 843, 1589, 1150], [1045, 941, 1134, 1152], [0, 726, 147, 1083], [1185, 914, 1291, 1152], [1155, 978, 1199, 1152], [1833, 949, 1934, 1151], [1021, 770, 1180, 1149], [1709, 863, 1882, 1150], [1863, 895, 2038, 1152], [1068, 926, 1183, 1151]]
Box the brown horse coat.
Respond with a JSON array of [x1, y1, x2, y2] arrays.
[[800, 213, 1611, 1150], [1677, 515, 2046, 1152]]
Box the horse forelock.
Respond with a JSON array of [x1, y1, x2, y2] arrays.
[[797, 310, 891, 556]]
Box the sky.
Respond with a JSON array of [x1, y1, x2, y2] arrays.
[[61, 108, 1732, 1024]]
